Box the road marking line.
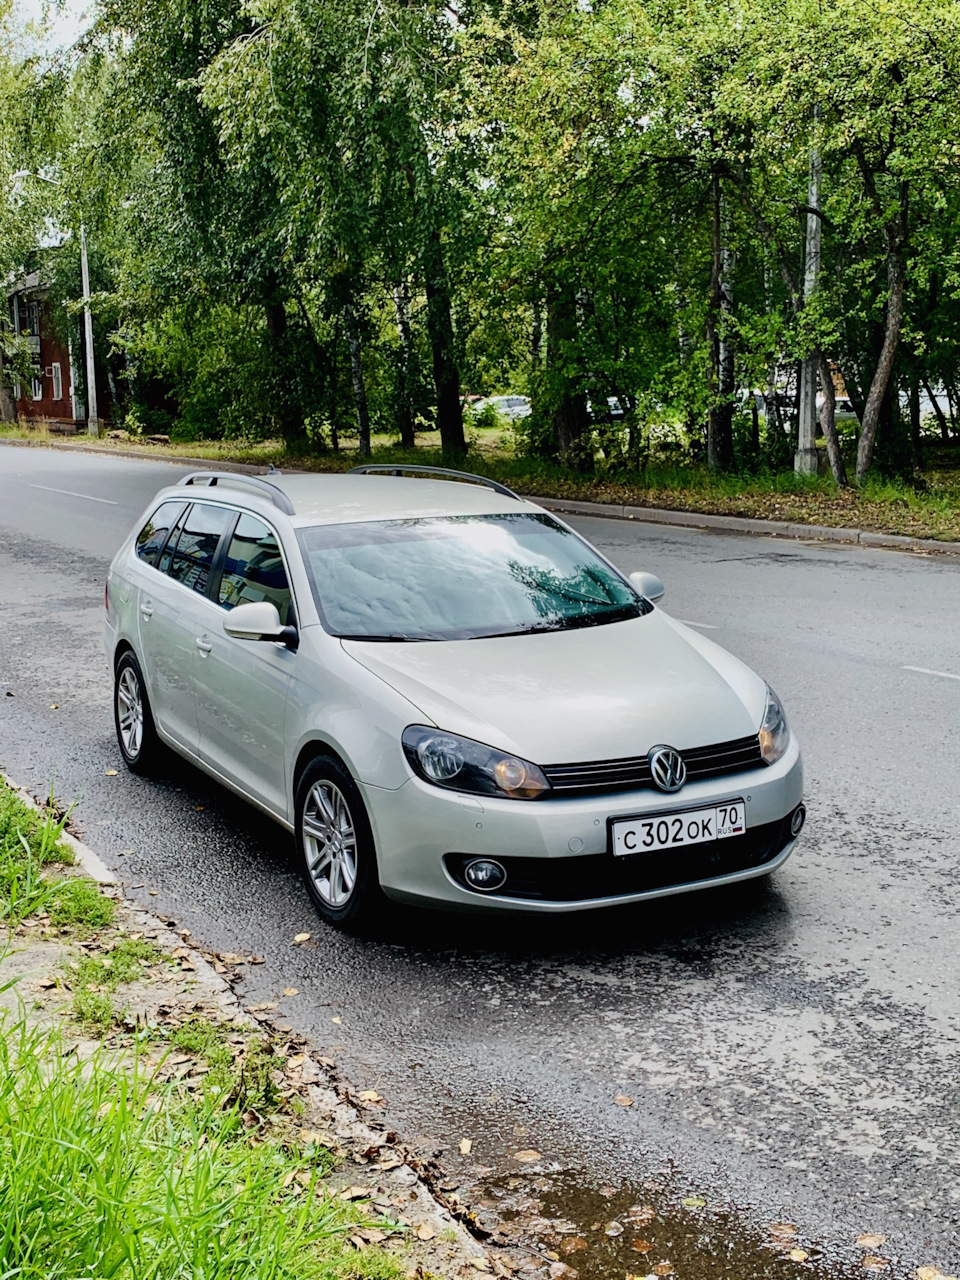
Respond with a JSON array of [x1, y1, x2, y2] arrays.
[[29, 484, 118, 505], [903, 665, 960, 682], [675, 619, 718, 630]]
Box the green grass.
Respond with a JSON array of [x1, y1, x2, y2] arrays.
[[0, 1014, 401, 1280], [67, 937, 162, 1029], [0, 782, 75, 926]]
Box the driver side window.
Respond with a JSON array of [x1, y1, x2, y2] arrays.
[[218, 513, 294, 625]]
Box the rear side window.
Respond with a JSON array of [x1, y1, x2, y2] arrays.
[[218, 513, 294, 624], [135, 501, 186, 567], [164, 503, 233, 597]]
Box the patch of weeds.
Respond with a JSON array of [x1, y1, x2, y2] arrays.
[[0, 781, 74, 925], [171, 1016, 235, 1092], [47, 878, 116, 934], [66, 935, 160, 1031], [72, 987, 115, 1030]]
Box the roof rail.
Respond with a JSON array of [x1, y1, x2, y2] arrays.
[[178, 471, 296, 516], [347, 464, 521, 500]]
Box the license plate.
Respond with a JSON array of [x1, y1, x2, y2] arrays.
[[611, 799, 746, 857]]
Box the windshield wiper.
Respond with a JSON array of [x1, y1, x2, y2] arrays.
[[338, 632, 431, 642]]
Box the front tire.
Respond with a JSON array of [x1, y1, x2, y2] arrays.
[[295, 756, 383, 929], [114, 651, 162, 775]]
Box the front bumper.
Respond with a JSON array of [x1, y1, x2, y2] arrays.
[[361, 737, 804, 913]]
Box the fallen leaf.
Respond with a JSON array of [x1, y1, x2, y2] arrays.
[[682, 1196, 706, 1209], [769, 1224, 798, 1239], [460, 1138, 473, 1156], [292, 932, 311, 944], [863, 1259, 890, 1272], [470, 1260, 492, 1272], [632, 1241, 654, 1254], [105, 769, 118, 776], [615, 1094, 634, 1107], [339, 1185, 370, 1201], [358, 1090, 382, 1104], [331, 1015, 342, 1025], [605, 1223, 624, 1237], [857, 1237, 888, 1251], [789, 1250, 809, 1263], [653, 1264, 674, 1276], [513, 1150, 541, 1163], [416, 1223, 436, 1241], [194, 805, 205, 812], [562, 1238, 588, 1255], [917, 1268, 943, 1280], [283, 987, 298, 996], [628, 1207, 657, 1224], [50, 703, 59, 710]]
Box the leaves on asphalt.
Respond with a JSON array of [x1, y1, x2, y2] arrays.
[[681, 1195, 706, 1209], [614, 1094, 634, 1107], [513, 1150, 541, 1163], [339, 1185, 370, 1201], [857, 1236, 887, 1250], [282, 987, 298, 996], [292, 932, 311, 944], [459, 1138, 473, 1155], [415, 1223, 436, 1242], [104, 769, 117, 776], [789, 1249, 809, 1262], [652, 1261, 674, 1274], [627, 1206, 657, 1225], [562, 1237, 588, 1254], [862, 1259, 891, 1271], [632, 1240, 654, 1254], [358, 1090, 383, 1105]]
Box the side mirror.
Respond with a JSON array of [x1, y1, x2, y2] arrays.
[[223, 600, 299, 650], [629, 570, 665, 603]]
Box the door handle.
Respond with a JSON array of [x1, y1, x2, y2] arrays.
[[195, 637, 212, 655], [140, 600, 154, 619]]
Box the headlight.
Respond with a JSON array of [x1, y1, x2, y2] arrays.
[[758, 685, 790, 764], [402, 726, 550, 800]]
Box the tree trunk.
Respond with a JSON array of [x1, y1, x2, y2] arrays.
[[909, 377, 922, 464], [817, 353, 848, 485], [423, 227, 466, 460], [546, 283, 589, 467], [707, 172, 734, 470], [343, 301, 371, 457], [393, 280, 416, 450], [922, 377, 949, 442], [855, 244, 906, 483]]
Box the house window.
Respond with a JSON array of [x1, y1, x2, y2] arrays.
[[31, 374, 43, 402], [51, 363, 62, 401]]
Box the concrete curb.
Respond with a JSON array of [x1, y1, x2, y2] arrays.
[[3, 435, 959, 557], [1, 770, 119, 885]]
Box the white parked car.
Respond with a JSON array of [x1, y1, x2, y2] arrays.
[[474, 395, 532, 421], [105, 466, 804, 927]]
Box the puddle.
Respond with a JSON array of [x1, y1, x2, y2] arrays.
[[465, 1169, 883, 1280]]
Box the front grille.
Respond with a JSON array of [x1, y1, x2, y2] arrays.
[[542, 734, 764, 797], [444, 813, 794, 903]]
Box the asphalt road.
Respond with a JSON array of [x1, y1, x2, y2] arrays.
[[1, 444, 959, 1275]]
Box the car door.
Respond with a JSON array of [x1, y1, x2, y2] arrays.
[[193, 509, 295, 815], [137, 500, 234, 753]]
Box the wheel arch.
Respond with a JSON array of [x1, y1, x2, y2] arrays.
[[292, 739, 354, 798]]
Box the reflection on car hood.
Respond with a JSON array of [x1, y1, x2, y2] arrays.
[[342, 611, 765, 764]]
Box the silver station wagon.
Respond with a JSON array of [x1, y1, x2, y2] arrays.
[[105, 467, 804, 927]]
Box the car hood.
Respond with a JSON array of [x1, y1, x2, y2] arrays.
[[342, 611, 766, 764]]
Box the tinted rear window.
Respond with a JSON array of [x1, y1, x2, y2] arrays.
[[135, 501, 186, 567], [164, 503, 234, 596]]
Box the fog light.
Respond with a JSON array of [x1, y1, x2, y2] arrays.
[[790, 805, 806, 837], [463, 859, 507, 892]]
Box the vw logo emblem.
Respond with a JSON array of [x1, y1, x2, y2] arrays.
[[648, 745, 687, 793]]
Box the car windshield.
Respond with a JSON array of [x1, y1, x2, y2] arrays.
[[297, 513, 646, 641]]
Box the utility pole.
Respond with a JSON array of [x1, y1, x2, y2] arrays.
[[795, 113, 822, 476], [79, 224, 99, 437]]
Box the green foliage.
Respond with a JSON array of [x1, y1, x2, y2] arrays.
[[0, 1015, 398, 1280], [0, 783, 73, 926]]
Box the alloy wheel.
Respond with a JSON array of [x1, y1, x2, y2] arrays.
[[302, 781, 358, 908], [117, 665, 144, 758]]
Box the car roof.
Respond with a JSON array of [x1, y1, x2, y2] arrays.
[[164, 472, 537, 527]]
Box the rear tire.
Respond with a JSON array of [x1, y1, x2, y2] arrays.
[[114, 651, 162, 775], [295, 756, 383, 930]]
